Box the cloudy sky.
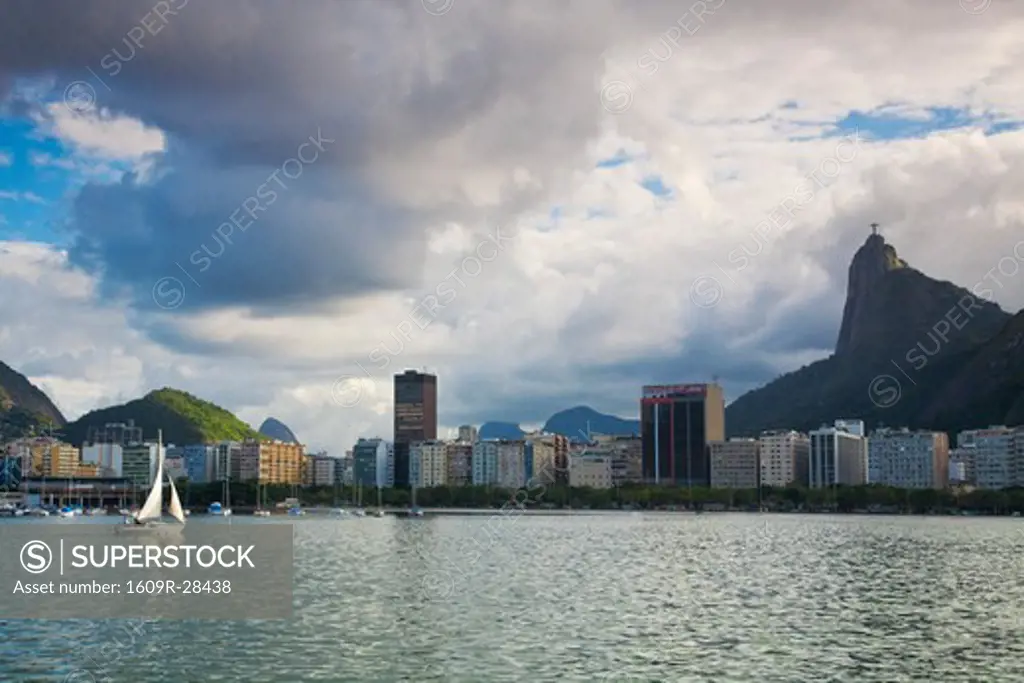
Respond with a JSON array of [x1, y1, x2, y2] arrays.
[[1, 0, 1023, 452]]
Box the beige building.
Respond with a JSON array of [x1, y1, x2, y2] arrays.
[[525, 432, 559, 485], [709, 438, 760, 489], [759, 430, 810, 487], [569, 455, 613, 489], [411, 440, 448, 488], [239, 440, 305, 484]]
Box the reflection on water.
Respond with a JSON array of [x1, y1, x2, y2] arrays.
[[3, 514, 1024, 682]]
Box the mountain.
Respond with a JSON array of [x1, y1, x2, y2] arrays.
[[259, 417, 298, 443], [0, 361, 66, 439], [543, 406, 640, 439], [726, 233, 1016, 436], [62, 388, 263, 447], [478, 421, 526, 440], [922, 309, 1024, 431]]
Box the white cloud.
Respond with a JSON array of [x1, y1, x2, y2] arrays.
[[0, 150, 11, 166], [38, 104, 166, 160], [0, 190, 45, 204]]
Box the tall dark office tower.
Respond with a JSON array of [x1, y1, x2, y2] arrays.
[[641, 383, 725, 486], [393, 370, 437, 487]]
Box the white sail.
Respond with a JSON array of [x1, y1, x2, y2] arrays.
[[135, 444, 164, 522], [167, 474, 186, 525]]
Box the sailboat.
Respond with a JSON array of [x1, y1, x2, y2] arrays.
[[253, 481, 271, 517], [116, 430, 186, 535]]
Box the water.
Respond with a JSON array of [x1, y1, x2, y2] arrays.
[[3, 513, 1024, 682]]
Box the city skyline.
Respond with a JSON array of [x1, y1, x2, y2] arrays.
[[1, 1, 1024, 457]]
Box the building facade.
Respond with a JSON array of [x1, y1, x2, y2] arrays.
[[393, 370, 438, 487], [446, 442, 473, 486], [709, 438, 760, 489], [352, 438, 391, 488], [237, 440, 305, 485], [808, 420, 867, 488], [569, 455, 613, 489], [867, 428, 949, 489], [641, 383, 726, 486], [183, 444, 215, 483], [121, 443, 163, 486], [410, 440, 448, 488], [759, 430, 810, 487], [948, 447, 976, 485], [472, 440, 499, 486], [961, 426, 1020, 489]]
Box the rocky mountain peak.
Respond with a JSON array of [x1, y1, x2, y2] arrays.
[[835, 233, 910, 356]]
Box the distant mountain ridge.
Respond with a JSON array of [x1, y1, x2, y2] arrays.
[[259, 417, 298, 443], [477, 406, 640, 442], [0, 361, 66, 439], [725, 233, 1020, 436], [63, 388, 263, 447]]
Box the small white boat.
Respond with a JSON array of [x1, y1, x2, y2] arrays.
[[408, 508, 424, 518], [57, 507, 76, 518], [352, 508, 366, 517], [374, 509, 385, 518], [30, 508, 50, 517], [253, 509, 271, 517], [86, 508, 108, 516], [329, 508, 349, 517], [287, 507, 305, 516]]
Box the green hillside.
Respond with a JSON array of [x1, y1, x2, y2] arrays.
[[62, 388, 264, 446]]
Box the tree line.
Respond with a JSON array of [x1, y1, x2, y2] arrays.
[[176, 480, 1024, 515]]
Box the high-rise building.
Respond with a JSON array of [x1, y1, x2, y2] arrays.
[[960, 426, 1021, 489], [410, 440, 448, 488], [352, 438, 391, 488], [121, 442, 164, 486], [393, 370, 438, 487], [759, 430, 810, 487], [458, 425, 478, 443], [641, 383, 725, 486], [238, 440, 305, 485], [867, 428, 949, 489], [808, 420, 867, 488], [446, 442, 473, 486], [184, 444, 215, 482], [309, 454, 337, 487], [709, 438, 760, 489]]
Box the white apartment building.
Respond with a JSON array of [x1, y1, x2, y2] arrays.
[[472, 440, 525, 487], [310, 455, 337, 487], [569, 455, 613, 489], [759, 430, 810, 487], [867, 428, 949, 489], [948, 447, 977, 485], [410, 440, 448, 488], [809, 420, 868, 488], [960, 426, 1020, 489], [709, 438, 760, 489]]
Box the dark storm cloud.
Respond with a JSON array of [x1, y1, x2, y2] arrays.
[[0, 0, 619, 317]]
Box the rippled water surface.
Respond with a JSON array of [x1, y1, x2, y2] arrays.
[[3, 513, 1024, 682]]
